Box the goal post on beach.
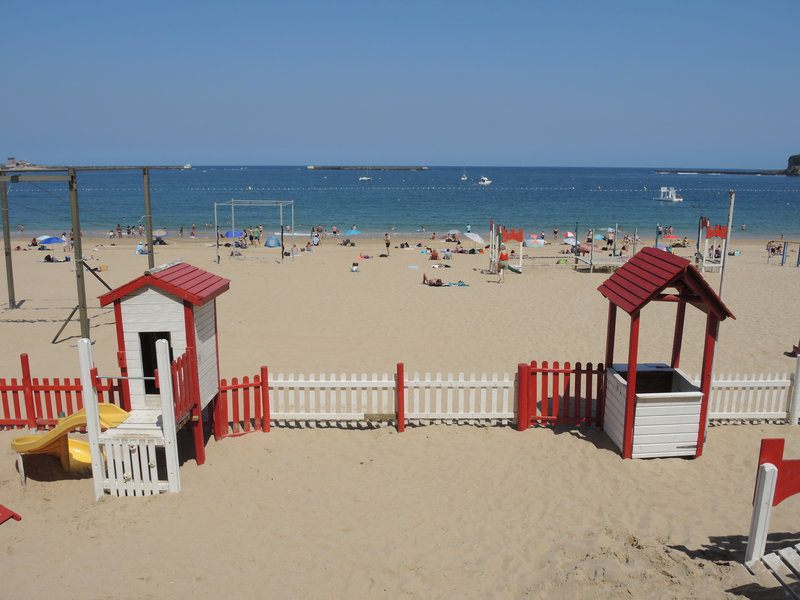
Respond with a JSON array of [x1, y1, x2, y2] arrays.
[[213, 199, 294, 264]]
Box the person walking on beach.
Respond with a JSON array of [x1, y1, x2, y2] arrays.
[[497, 244, 509, 284], [384, 232, 391, 255]]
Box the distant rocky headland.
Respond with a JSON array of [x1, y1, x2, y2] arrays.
[[656, 154, 800, 177]]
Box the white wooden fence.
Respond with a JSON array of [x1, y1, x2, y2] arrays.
[[225, 361, 798, 427], [265, 371, 516, 422], [268, 372, 396, 421], [698, 371, 797, 422], [405, 372, 515, 420]]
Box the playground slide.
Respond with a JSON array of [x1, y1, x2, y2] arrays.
[[507, 264, 522, 274], [10, 404, 129, 473]]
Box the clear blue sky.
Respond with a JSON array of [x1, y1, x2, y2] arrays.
[[3, 0, 797, 169]]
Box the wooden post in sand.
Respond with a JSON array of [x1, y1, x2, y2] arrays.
[[0, 179, 15, 309], [788, 355, 800, 425], [78, 338, 105, 500], [156, 339, 181, 493], [517, 363, 529, 431], [396, 362, 405, 432]]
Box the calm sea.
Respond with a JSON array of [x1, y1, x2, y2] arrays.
[[5, 166, 800, 240]]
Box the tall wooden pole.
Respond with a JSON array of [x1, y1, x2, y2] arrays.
[[704, 190, 735, 440], [718, 190, 735, 299], [69, 168, 90, 338], [1, 179, 15, 309], [143, 167, 154, 270]]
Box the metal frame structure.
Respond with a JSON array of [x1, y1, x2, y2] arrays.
[[0, 164, 186, 338], [213, 199, 294, 264]]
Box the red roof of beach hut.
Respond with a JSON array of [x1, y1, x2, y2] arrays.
[[597, 247, 734, 320], [99, 261, 230, 307]]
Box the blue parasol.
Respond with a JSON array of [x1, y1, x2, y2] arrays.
[[36, 236, 62, 245], [225, 230, 243, 238]]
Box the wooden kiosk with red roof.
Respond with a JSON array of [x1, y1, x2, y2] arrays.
[[597, 247, 734, 459], [98, 260, 229, 422]]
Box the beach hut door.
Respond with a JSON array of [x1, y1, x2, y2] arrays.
[[140, 331, 173, 394]]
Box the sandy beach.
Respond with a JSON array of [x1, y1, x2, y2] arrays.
[[2, 233, 800, 598]]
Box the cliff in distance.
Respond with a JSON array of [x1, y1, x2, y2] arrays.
[[787, 154, 800, 176]]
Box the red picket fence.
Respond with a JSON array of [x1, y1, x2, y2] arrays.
[[169, 347, 199, 428], [214, 367, 270, 439], [157, 345, 206, 466], [0, 353, 124, 430], [517, 361, 605, 430]]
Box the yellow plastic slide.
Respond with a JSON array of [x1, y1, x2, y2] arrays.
[[11, 404, 129, 473]]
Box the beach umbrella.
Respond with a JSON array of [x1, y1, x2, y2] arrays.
[[662, 235, 680, 240], [564, 237, 577, 246], [224, 230, 243, 238], [594, 234, 605, 240], [563, 231, 575, 238], [447, 228, 461, 235], [464, 232, 484, 245], [345, 229, 361, 236], [152, 229, 168, 238], [36, 236, 62, 245]]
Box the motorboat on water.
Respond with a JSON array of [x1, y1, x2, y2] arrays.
[[461, 169, 468, 181], [183, 163, 192, 169], [358, 175, 372, 181], [478, 176, 491, 186], [654, 186, 683, 202]]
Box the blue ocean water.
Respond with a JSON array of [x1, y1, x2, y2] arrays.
[[5, 166, 800, 240]]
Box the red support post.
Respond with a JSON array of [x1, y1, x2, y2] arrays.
[[20, 354, 35, 429], [696, 313, 718, 458], [396, 362, 405, 432], [215, 382, 228, 440], [622, 311, 640, 459], [517, 363, 529, 431], [261, 366, 270, 432], [113, 300, 131, 412], [671, 299, 686, 368]]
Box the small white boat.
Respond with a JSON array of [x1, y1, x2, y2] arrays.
[[478, 176, 491, 186], [183, 163, 192, 169], [654, 186, 683, 202], [461, 169, 468, 181], [358, 175, 371, 181]]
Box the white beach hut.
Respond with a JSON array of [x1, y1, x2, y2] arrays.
[[98, 260, 230, 413]]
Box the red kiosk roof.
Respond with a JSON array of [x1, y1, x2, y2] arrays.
[[597, 247, 734, 320], [98, 262, 230, 307]]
